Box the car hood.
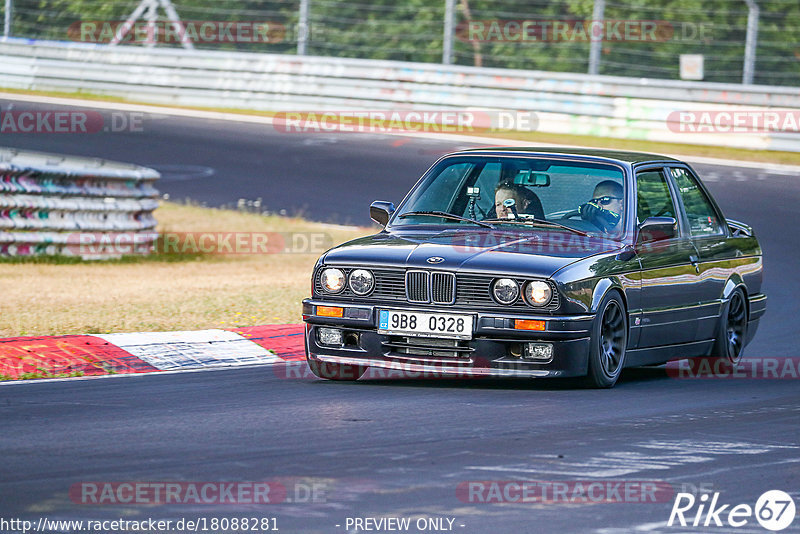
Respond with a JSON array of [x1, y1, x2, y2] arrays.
[[322, 229, 625, 279]]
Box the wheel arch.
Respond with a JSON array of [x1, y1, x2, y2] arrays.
[[722, 276, 750, 319], [591, 278, 629, 314], [590, 279, 630, 334]]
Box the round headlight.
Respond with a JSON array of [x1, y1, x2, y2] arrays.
[[320, 268, 345, 293], [349, 269, 374, 295], [525, 281, 552, 306], [492, 278, 519, 305]]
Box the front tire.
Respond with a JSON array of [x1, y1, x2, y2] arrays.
[[585, 292, 628, 388], [710, 288, 748, 367], [307, 357, 366, 381]]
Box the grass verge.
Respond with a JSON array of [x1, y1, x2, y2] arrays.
[[0, 202, 371, 337], [0, 370, 85, 381]]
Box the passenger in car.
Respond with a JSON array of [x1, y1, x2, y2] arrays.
[[493, 181, 544, 219]]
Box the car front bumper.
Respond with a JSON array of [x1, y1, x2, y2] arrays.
[[302, 299, 593, 378]]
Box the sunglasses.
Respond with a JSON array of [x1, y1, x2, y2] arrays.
[[592, 196, 623, 206]]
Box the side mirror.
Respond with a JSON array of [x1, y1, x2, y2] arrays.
[[637, 217, 677, 243], [370, 200, 395, 227]]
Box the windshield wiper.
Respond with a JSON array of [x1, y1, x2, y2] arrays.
[[399, 211, 495, 229], [483, 217, 589, 237]]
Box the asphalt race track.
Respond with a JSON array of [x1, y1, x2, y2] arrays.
[[1, 99, 799, 533]]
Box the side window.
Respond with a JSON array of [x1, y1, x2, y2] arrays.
[[636, 169, 677, 224], [411, 163, 473, 213], [670, 168, 723, 236]]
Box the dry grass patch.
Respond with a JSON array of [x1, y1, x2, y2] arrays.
[[0, 202, 371, 337]]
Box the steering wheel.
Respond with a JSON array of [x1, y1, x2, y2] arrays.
[[559, 209, 581, 220], [559, 207, 609, 232]]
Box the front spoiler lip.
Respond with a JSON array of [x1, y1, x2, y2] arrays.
[[314, 354, 558, 378]]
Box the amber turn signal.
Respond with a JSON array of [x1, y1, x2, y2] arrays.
[[514, 319, 545, 331], [317, 306, 344, 318]]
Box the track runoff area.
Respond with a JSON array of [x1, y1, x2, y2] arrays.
[[0, 94, 798, 533]]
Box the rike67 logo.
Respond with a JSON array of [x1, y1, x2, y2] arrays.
[[668, 490, 796, 531]]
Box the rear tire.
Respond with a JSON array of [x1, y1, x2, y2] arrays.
[[585, 292, 628, 388], [307, 358, 366, 381], [710, 288, 748, 367]]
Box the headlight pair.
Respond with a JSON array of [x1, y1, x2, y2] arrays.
[[492, 278, 552, 306], [320, 268, 374, 295]]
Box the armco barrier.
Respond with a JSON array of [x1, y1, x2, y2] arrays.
[[0, 38, 799, 152], [0, 147, 159, 257]]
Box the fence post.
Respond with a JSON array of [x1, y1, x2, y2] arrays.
[[588, 0, 605, 75], [442, 0, 456, 64], [3, 0, 11, 39], [742, 0, 759, 85], [297, 0, 309, 55]]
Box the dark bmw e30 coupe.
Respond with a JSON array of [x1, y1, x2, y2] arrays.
[[302, 148, 766, 387]]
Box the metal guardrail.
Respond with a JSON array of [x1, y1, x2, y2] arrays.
[[0, 38, 798, 152], [0, 146, 159, 257]]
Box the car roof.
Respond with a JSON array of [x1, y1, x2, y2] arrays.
[[450, 146, 682, 165]]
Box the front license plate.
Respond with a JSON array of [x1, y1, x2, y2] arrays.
[[378, 309, 473, 339]]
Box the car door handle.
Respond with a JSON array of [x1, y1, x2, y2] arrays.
[[689, 255, 700, 273]]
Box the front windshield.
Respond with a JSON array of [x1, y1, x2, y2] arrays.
[[393, 155, 627, 237]]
